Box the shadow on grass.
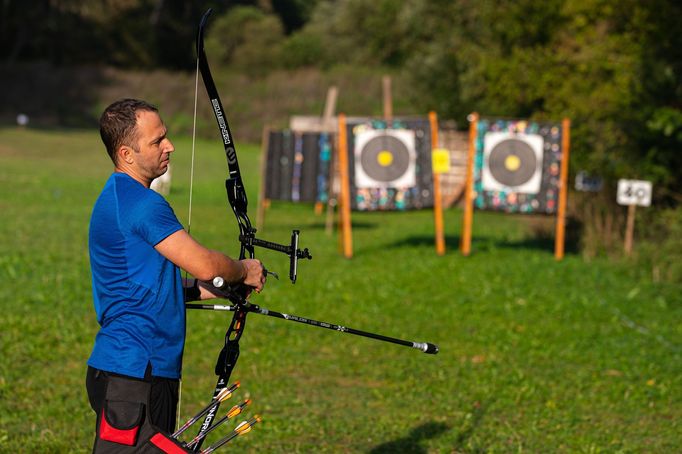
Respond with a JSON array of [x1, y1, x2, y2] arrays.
[[306, 220, 379, 230], [452, 401, 489, 452], [369, 421, 450, 454], [384, 233, 580, 255]]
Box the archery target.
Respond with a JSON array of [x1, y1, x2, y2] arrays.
[[354, 129, 416, 188], [482, 132, 544, 194]]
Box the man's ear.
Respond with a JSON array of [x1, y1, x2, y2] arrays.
[[117, 145, 135, 165]]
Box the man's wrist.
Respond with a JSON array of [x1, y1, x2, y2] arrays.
[[184, 279, 201, 302]]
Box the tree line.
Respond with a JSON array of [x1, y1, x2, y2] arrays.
[[4, 1, 681, 206]]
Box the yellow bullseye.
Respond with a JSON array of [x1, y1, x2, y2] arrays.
[[377, 151, 393, 167], [505, 155, 521, 171]]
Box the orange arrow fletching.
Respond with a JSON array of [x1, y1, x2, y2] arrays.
[[234, 421, 251, 435], [227, 399, 251, 418], [215, 381, 240, 402], [235, 415, 261, 436]]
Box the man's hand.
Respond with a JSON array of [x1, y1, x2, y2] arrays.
[[240, 258, 266, 293]]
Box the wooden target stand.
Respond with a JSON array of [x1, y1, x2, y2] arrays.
[[336, 107, 447, 258], [256, 77, 446, 258], [460, 113, 571, 260]]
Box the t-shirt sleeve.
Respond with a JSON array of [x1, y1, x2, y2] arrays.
[[128, 192, 184, 246]]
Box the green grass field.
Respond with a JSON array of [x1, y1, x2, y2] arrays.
[[0, 127, 679, 453]]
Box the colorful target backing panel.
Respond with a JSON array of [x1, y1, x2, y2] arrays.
[[345, 118, 434, 211], [473, 118, 565, 214], [264, 130, 333, 204]]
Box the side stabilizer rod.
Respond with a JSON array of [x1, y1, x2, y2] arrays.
[[186, 302, 439, 354]]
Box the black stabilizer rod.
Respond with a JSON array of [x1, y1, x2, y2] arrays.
[[186, 302, 439, 354]]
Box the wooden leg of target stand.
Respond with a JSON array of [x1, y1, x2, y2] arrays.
[[461, 113, 478, 256], [256, 127, 270, 232], [337, 113, 353, 258], [554, 118, 571, 261], [429, 111, 445, 256]]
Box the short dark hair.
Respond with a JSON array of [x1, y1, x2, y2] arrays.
[[99, 99, 158, 164]]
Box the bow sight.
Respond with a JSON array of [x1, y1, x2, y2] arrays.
[[238, 228, 311, 283], [224, 171, 311, 283]]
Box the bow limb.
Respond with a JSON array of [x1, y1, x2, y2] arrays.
[[196, 8, 255, 261], [191, 9, 252, 450]]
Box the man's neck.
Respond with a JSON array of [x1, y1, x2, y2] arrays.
[[114, 166, 151, 188]]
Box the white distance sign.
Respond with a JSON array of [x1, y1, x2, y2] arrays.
[[617, 179, 652, 207]]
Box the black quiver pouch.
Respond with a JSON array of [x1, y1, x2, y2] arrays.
[[93, 375, 191, 454]]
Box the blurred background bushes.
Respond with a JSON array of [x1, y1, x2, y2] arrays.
[[1, 0, 680, 279]]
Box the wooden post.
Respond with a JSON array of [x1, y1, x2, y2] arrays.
[[429, 111, 446, 256], [337, 114, 353, 258], [322, 85, 339, 231], [382, 75, 393, 124], [322, 86, 338, 127], [554, 118, 571, 260], [460, 113, 478, 256], [256, 126, 270, 232], [624, 204, 636, 256]]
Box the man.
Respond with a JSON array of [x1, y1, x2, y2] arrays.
[[86, 98, 265, 451]]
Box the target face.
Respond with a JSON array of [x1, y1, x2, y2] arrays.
[[482, 132, 544, 194], [354, 129, 416, 188]]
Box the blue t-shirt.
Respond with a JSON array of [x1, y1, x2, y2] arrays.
[[88, 172, 185, 379]]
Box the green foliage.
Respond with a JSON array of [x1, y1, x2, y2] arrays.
[[642, 107, 682, 189], [634, 208, 682, 283], [647, 107, 682, 140], [405, 38, 466, 120], [288, 0, 682, 205], [277, 0, 681, 188], [205, 6, 286, 74], [1, 127, 681, 452], [279, 30, 326, 68]]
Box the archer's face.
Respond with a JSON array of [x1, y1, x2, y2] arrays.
[[132, 110, 174, 182]]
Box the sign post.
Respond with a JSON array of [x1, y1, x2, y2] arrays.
[[616, 179, 652, 256]]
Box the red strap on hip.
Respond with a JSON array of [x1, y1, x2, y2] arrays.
[[150, 433, 189, 454]]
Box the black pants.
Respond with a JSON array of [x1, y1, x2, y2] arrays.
[[86, 365, 179, 451]]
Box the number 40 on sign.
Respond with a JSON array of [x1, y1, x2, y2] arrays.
[[617, 179, 652, 207], [616, 179, 653, 256]]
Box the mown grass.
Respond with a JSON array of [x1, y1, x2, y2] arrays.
[[0, 127, 680, 453]]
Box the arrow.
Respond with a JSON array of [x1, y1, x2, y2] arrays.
[[200, 416, 262, 453], [171, 382, 240, 438], [185, 399, 251, 448]]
